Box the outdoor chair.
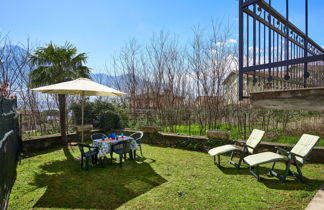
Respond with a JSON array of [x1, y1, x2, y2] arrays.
[[91, 133, 107, 141], [208, 129, 265, 168], [243, 134, 320, 182], [91, 133, 112, 167], [111, 140, 132, 167], [78, 143, 99, 170], [130, 131, 144, 157]]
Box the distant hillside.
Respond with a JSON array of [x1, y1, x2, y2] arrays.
[[90, 73, 138, 91], [91, 73, 169, 93], [0, 45, 28, 83]]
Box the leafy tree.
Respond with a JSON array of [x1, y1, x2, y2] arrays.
[[30, 42, 90, 144]]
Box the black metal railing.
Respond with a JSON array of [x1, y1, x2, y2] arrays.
[[239, 0, 324, 100]]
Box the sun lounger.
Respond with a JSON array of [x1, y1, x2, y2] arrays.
[[208, 129, 265, 168], [243, 134, 320, 182]]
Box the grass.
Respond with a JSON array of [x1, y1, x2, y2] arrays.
[[163, 124, 236, 137], [9, 144, 324, 210], [163, 124, 324, 146]]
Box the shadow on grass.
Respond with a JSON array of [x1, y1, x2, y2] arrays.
[[31, 154, 166, 209], [259, 165, 324, 191], [217, 163, 323, 191], [217, 165, 250, 175], [261, 177, 323, 191], [63, 146, 75, 161], [22, 146, 63, 159]]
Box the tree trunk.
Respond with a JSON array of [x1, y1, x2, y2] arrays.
[[58, 94, 67, 145]]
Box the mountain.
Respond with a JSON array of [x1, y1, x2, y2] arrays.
[[90, 73, 136, 92], [0, 45, 29, 82], [91, 73, 168, 93]]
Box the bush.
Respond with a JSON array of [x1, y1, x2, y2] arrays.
[[70, 102, 95, 125], [99, 110, 121, 131], [71, 100, 121, 130]]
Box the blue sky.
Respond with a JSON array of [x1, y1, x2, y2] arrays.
[[1, 0, 323, 73]]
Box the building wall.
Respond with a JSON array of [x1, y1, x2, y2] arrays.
[[223, 72, 282, 105]]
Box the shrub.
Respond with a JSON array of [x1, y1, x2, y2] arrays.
[[71, 100, 121, 130], [99, 110, 121, 130], [70, 102, 95, 125]]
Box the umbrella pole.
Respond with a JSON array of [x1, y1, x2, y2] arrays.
[[81, 95, 84, 143]]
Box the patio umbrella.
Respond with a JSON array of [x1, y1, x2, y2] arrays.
[[32, 78, 126, 142]]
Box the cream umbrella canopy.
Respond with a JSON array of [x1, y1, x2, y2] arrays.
[[32, 78, 126, 142]]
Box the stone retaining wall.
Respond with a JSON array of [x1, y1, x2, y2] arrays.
[[138, 131, 324, 164], [22, 129, 104, 153], [112, 129, 324, 163], [23, 133, 73, 153], [23, 129, 324, 163]]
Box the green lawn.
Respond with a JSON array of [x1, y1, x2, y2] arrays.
[[9, 144, 324, 210]]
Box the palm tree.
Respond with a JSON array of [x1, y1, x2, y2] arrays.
[[30, 42, 90, 144]]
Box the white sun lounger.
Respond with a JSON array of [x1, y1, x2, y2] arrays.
[[244, 134, 320, 182], [208, 129, 265, 168]]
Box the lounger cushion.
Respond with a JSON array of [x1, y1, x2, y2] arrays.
[[291, 134, 319, 157], [290, 134, 319, 165], [246, 129, 265, 153], [208, 145, 241, 156], [243, 152, 288, 167]]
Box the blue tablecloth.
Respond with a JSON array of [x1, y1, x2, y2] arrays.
[[93, 136, 138, 157]]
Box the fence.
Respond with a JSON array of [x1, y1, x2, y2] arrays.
[[0, 97, 21, 210], [238, 0, 324, 100]]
